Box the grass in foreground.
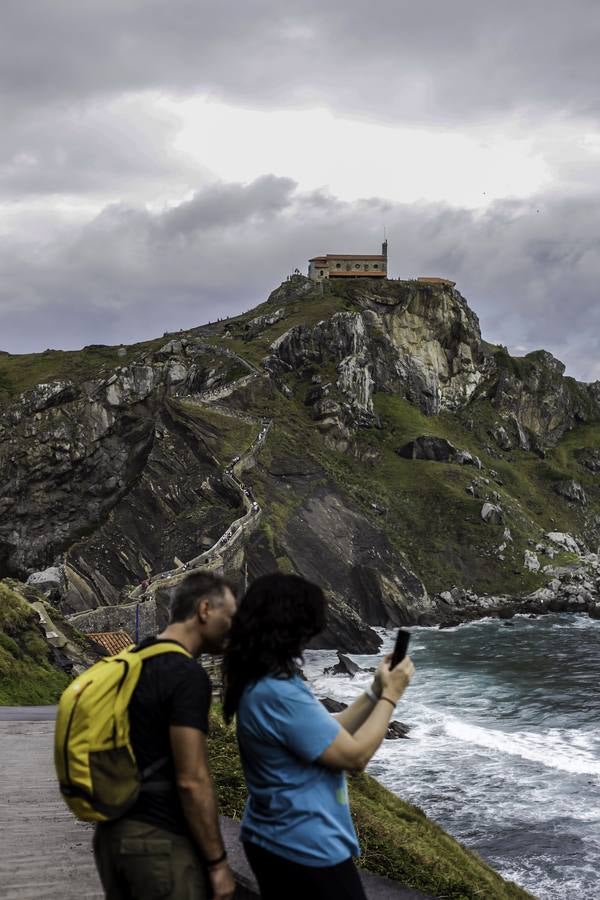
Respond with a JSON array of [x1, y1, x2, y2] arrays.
[[208, 709, 532, 900]]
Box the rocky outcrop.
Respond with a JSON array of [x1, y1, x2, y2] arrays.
[[324, 651, 367, 676], [554, 479, 587, 505], [396, 436, 456, 462], [481, 502, 504, 525], [244, 308, 287, 339], [575, 448, 600, 473], [483, 350, 598, 449], [265, 281, 488, 418], [0, 342, 247, 598]]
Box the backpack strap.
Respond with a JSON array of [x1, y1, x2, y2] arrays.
[[127, 642, 193, 662]]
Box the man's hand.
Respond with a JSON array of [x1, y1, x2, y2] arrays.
[[209, 860, 236, 900]]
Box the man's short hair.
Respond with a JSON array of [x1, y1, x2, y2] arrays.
[[170, 572, 237, 623]]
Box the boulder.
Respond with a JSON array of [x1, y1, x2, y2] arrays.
[[575, 448, 600, 473], [396, 436, 456, 462], [547, 532, 582, 554], [553, 479, 587, 505], [455, 449, 482, 468], [26, 566, 67, 599], [523, 550, 540, 572], [481, 503, 503, 525], [490, 423, 513, 451], [320, 697, 348, 713], [386, 721, 411, 740], [325, 652, 362, 676], [320, 698, 410, 740]]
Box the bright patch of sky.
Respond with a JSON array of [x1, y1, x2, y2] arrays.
[[171, 98, 552, 208]]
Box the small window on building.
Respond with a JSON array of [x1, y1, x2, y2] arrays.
[[373, 263, 378, 269], [319, 270, 324, 276], [355, 263, 360, 269], [336, 262, 341, 268], [346, 263, 351, 271], [364, 264, 369, 271]]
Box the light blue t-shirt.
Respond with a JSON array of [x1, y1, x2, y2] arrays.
[[237, 674, 360, 867]]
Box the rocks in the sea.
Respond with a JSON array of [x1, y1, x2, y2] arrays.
[[386, 720, 411, 740], [320, 697, 348, 713], [481, 502, 504, 525], [553, 479, 587, 505], [319, 697, 410, 739], [325, 652, 363, 676]]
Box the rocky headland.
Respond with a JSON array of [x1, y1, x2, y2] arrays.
[[1, 275, 599, 666]]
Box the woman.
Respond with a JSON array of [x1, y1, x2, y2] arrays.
[[222, 573, 414, 900]]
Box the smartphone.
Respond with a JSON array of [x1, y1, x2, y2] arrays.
[[390, 629, 410, 669]]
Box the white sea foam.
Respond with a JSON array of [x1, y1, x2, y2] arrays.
[[442, 716, 600, 776]]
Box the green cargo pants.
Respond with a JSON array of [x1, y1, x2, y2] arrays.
[[93, 818, 210, 900]]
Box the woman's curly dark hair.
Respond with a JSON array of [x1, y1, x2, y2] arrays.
[[222, 573, 327, 722]]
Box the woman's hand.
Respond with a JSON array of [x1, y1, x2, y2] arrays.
[[379, 655, 415, 702], [370, 654, 392, 698]]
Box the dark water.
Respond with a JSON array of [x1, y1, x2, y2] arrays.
[[305, 614, 600, 899]]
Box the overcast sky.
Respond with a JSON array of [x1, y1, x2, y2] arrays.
[[1, 1, 599, 381]]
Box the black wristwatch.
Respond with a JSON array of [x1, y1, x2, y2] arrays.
[[206, 850, 228, 869]]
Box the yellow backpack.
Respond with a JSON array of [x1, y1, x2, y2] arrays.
[[54, 642, 191, 823]]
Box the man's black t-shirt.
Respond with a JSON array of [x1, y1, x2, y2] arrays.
[[126, 637, 212, 835]]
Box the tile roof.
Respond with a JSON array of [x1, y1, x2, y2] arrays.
[[309, 254, 386, 261], [88, 631, 134, 655]]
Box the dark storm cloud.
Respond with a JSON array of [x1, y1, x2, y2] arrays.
[[1, 175, 599, 382], [2, 0, 600, 124]]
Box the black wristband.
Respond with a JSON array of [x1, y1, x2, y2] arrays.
[[206, 850, 227, 868], [379, 695, 397, 709]]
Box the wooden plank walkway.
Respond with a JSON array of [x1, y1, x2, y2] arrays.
[[0, 716, 102, 900]]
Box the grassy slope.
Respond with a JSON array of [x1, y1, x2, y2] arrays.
[[208, 708, 531, 900], [0, 337, 165, 405], [0, 582, 70, 704]]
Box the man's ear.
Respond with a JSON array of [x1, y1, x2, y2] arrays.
[[197, 598, 210, 624]]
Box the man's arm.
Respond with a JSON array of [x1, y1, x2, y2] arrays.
[[170, 725, 235, 900]]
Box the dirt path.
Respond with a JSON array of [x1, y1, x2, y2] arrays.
[[0, 718, 101, 900]]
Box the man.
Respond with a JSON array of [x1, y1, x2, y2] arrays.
[[93, 571, 238, 900]]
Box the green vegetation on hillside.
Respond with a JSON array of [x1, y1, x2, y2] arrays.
[[0, 582, 70, 704], [0, 337, 166, 405], [208, 708, 532, 900]]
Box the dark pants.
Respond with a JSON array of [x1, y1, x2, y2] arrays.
[[93, 818, 209, 900], [244, 841, 368, 900]]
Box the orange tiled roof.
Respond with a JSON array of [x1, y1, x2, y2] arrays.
[[88, 631, 133, 655], [309, 254, 386, 262]]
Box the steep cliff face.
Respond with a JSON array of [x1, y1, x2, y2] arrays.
[[266, 280, 488, 420], [1, 276, 599, 651]]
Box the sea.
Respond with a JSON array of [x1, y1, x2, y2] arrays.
[[304, 614, 600, 900]]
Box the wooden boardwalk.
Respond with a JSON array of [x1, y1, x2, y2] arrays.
[[0, 714, 102, 900]]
